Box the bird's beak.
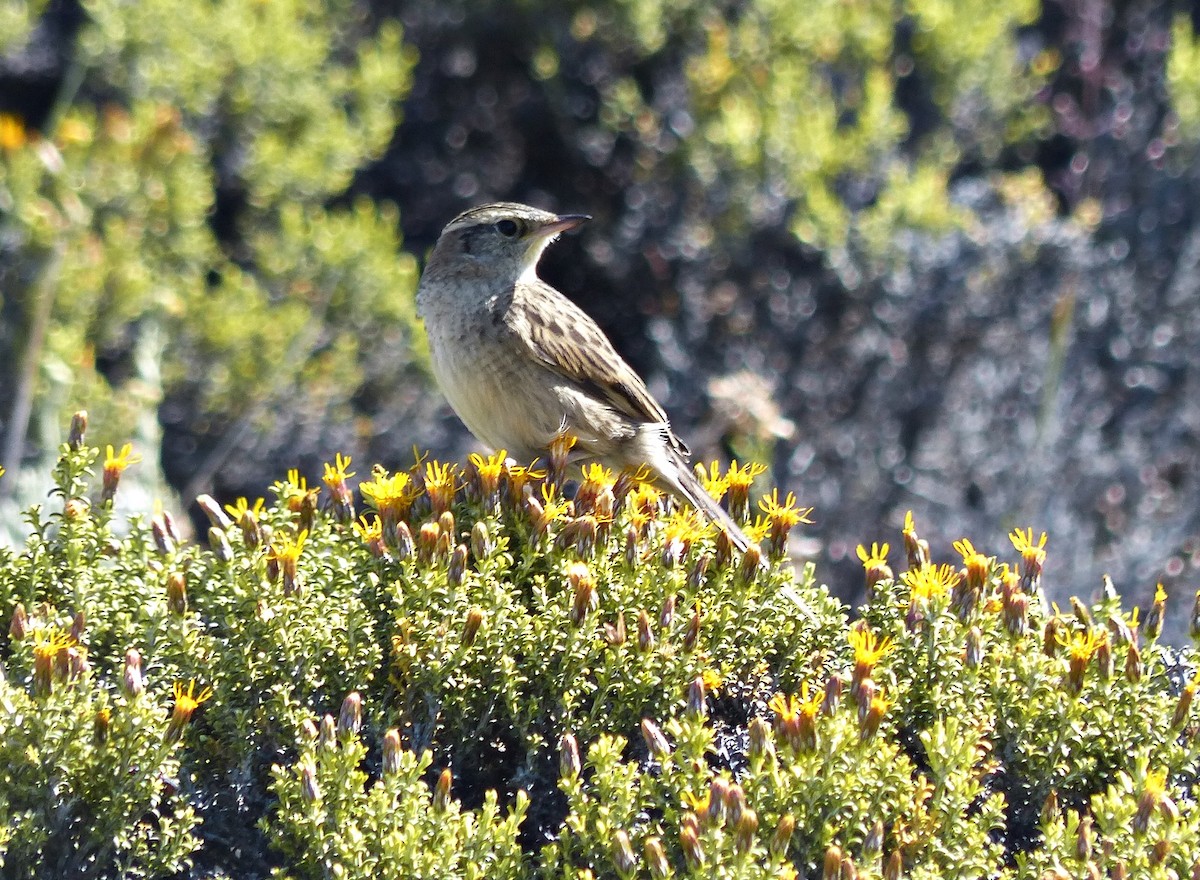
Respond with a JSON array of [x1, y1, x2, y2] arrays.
[[535, 214, 591, 239]]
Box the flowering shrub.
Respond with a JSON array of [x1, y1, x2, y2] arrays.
[[0, 416, 1197, 878]]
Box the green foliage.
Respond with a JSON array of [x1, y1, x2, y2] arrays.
[[0, 629, 198, 878], [265, 728, 527, 880], [0, 0, 417, 496], [585, 0, 1046, 253], [1168, 14, 1200, 137], [2, 427, 1200, 877]]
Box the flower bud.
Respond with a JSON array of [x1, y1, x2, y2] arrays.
[[392, 521, 414, 559], [1144, 584, 1166, 642], [337, 691, 362, 738], [680, 823, 704, 869], [640, 718, 671, 760], [1043, 617, 1061, 658], [447, 544, 468, 585], [167, 571, 188, 615], [748, 716, 774, 762], [208, 527, 233, 563], [688, 552, 711, 590], [1040, 789, 1060, 825], [660, 593, 676, 629], [823, 845, 843, 880], [705, 776, 729, 825], [463, 607, 484, 647], [1125, 642, 1143, 683], [738, 542, 762, 585], [239, 509, 263, 550], [94, 707, 110, 744], [433, 768, 453, 812], [568, 562, 597, 627], [637, 610, 655, 651], [152, 516, 175, 555], [965, 626, 984, 669], [714, 528, 733, 570], [1004, 591, 1029, 636], [64, 497, 89, 521], [196, 494, 233, 530], [318, 714, 337, 750], [856, 677, 876, 721], [300, 718, 319, 742], [300, 760, 320, 803], [68, 410, 88, 450], [734, 807, 758, 854], [884, 850, 902, 880], [414, 521, 438, 563], [644, 836, 669, 879], [9, 603, 27, 641], [860, 694, 888, 740], [1075, 813, 1092, 862], [610, 830, 636, 877], [686, 675, 706, 718], [471, 521, 492, 559], [822, 674, 844, 716], [1150, 838, 1170, 866], [123, 648, 144, 699], [603, 612, 627, 645], [864, 819, 884, 856], [770, 813, 795, 858], [382, 729, 402, 776], [559, 732, 581, 780], [1172, 679, 1196, 729]]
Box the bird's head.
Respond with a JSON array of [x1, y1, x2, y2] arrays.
[[427, 202, 590, 284]]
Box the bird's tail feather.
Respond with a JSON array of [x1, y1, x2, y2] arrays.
[[662, 447, 753, 554]]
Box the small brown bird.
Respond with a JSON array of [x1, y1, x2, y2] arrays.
[[416, 202, 752, 551]]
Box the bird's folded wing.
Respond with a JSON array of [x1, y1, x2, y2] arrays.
[[505, 279, 674, 432]]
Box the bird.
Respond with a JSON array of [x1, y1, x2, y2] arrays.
[[416, 201, 753, 552]]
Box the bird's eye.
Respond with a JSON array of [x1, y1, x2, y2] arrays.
[[496, 219, 520, 238]]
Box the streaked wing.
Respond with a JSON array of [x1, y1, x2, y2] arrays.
[[505, 279, 672, 429]]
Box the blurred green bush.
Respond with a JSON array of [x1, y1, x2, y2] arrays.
[[0, 0, 419, 520]]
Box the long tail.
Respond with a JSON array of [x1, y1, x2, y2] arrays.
[[660, 446, 753, 553]]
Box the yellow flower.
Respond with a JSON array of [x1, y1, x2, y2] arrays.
[[104, 443, 141, 472], [627, 482, 663, 532], [0, 113, 27, 151], [322, 452, 356, 488], [953, 537, 993, 590], [275, 468, 319, 512], [505, 460, 547, 498], [856, 542, 890, 567], [538, 483, 573, 521], [360, 467, 420, 525], [701, 668, 723, 693], [268, 530, 308, 593], [225, 497, 265, 520], [725, 460, 766, 493], [902, 563, 960, 602], [1009, 527, 1047, 556], [696, 461, 729, 501], [101, 443, 142, 503], [849, 626, 894, 667], [167, 679, 213, 740], [469, 449, 508, 497], [424, 459, 460, 514], [758, 489, 813, 529], [353, 515, 383, 543]]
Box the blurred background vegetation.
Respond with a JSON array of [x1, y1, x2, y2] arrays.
[[2, 0, 1199, 632]]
